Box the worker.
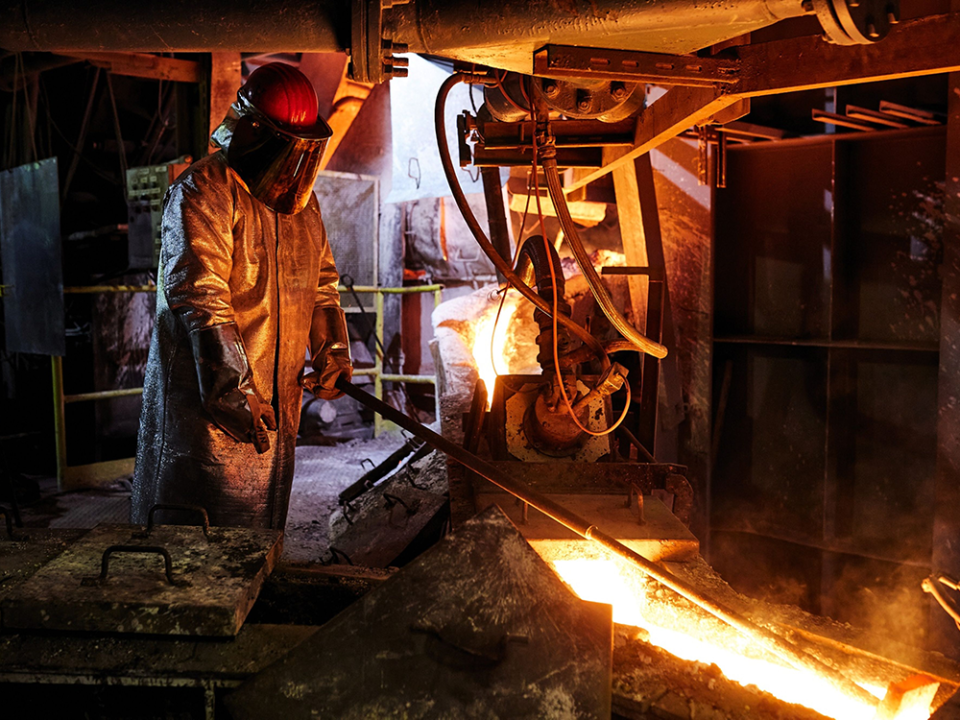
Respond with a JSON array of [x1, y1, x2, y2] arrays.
[[131, 63, 352, 529]]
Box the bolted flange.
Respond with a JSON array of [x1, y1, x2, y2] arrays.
[[812, 0, 899, 44], [350, 0, 411, 83]]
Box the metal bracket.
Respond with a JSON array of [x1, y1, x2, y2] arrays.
[[533, 44, 741, 87]]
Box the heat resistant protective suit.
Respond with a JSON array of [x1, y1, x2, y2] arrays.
[[130, 148, 345, 529]]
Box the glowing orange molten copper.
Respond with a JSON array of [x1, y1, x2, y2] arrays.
[[550, 558, 933, 720]]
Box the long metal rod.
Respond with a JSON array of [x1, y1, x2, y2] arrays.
[[51, 356, 67, 489], [64, 285, 157, 294], [335, 377, 880, 710], [64, 387, 144, 404]]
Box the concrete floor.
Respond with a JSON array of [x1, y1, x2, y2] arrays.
[[10, 431, 409, 563]]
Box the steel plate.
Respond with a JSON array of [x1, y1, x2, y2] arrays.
[[0, 158, 65, 356], [1, 523, 282, 637]]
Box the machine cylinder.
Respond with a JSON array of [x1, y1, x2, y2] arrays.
[[0, 0, 349, 52]]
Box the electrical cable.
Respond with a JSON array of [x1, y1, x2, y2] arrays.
[[539, 139, 668, 359], [530, 107, 629, 438], [493, 69, 530, 117], [434, 72, 610, 370], [17, 53, 39, 163]]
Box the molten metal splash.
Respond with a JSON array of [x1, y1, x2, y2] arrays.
[[551, 558, 918, 720], [472, 300, 518, 407]]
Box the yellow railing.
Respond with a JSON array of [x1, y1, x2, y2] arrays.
[[52, 283, 443, 490]]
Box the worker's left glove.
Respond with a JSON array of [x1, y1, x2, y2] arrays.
[[302, 305, 352, 400]]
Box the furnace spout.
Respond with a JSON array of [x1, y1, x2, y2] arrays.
[[523, 363, 627, 456]]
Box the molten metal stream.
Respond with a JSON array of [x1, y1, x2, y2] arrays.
[[335, 378, 880, 711], [553, 558, 892, 720]]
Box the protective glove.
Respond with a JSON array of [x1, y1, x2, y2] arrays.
[[302, 305, 352, 400], [190, 322, 277, 453]]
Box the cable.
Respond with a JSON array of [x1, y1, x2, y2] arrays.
[[530, 109, 628, 438], [493, 69, 530, 117], [434, 73, 610, 370], [539, 139, 668, 359]]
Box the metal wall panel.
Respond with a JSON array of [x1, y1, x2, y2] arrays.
[[313, 170, 378, 309], [0, 158, 64, 355]]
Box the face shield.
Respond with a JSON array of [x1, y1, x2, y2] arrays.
[[226, 97, 333, 215]]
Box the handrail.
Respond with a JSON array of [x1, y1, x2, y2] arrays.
[[52, 284, 444, 487]]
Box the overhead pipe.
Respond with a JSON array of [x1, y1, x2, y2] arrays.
[[387, 0, 810, 68], [0, 0, 350, 53], [1, 0, 896, 78]]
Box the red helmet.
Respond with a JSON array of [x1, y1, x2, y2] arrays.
[[222, 62, 332, 215], [239, 63, 319, 129]]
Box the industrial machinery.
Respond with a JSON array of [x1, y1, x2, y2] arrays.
[[125, 159, 191, 268], [10, 0, 960, 717]]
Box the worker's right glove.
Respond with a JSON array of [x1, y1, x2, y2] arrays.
[[190, 322, 277, 453]]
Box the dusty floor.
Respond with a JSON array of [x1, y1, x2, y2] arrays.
[[282, 430, 408, 562], [10, 430, 409, 563]]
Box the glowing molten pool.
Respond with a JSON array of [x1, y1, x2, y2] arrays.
[[550, 558, 932, 720], [471, 300, 518, 406]]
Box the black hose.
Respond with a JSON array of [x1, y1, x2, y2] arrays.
[[515, 234, 572, 372], [434, 73, 610, 370], [515, 234, 566, 305]]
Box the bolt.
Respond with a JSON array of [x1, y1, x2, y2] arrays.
[[886, 5, 899, 24], [383, 64, 409, 79], [610, 82, 627, 101], [867, 18, 879, 38], [542, 80, 559, 97], [849, 0, 860, 7], [576, 90, 592, 112], [801, 0, 813, 12]]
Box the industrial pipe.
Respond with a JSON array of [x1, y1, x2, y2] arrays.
[[0, 0, 894, 69], [335, 377, 880, 711], [0, 0, 349, 52], [388, 0, 810, 69]]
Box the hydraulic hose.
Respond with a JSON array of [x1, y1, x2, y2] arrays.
[[435, 73, 610, 370], [540, 145, 668, 359]]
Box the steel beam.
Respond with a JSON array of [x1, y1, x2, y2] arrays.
[[566, 12, 960, 193], [567, 87, 735, 192], [55, 52, 202, 83], [533, 44, 741, 87]]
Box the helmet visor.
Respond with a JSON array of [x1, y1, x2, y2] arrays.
[[227, 112, 332, 214]]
